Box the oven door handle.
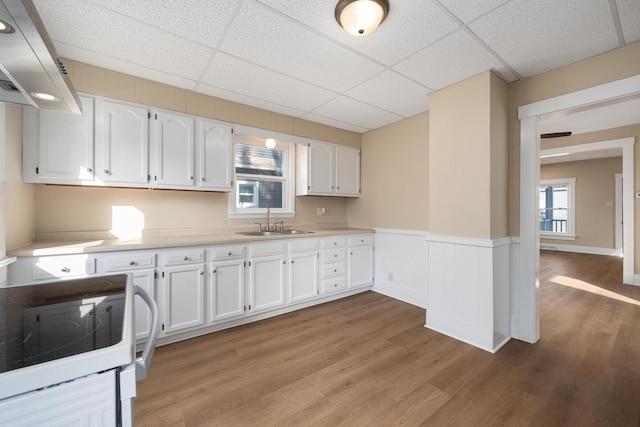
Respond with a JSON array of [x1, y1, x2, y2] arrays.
[[134, 285, 158, 381]]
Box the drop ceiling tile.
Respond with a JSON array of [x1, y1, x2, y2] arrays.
[[198, 85, 307, 119], [436, 0, 512, 24], [616, 0, 640, 43], [300, 113, 369, 133], [54, 42, 199, 90], [469, 0, 620, 78], [345, 71, 431, 117], [257, 0, 460, 66], [81, 0, 241, 48], [219, 1, 385, 92], [201, 52, 337, 112], [311, 96, 404, 130], [33, 0, 214, 81], [394, 30, 517, 90]]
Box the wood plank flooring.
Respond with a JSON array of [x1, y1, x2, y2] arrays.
[[135, 251, 640, 426]]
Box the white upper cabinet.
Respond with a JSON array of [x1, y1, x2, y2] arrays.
[[23, 93, 234, 192], [297, 139, 360, 197], [96, 98, 149, 186], [336, 145, 360, 196], [151, 111, 195, 188], [23, 95, 95, 184], [197, 118, 233, 191]]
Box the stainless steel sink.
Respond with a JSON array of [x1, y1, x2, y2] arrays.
[[278, 230, 313, 235], [236, 230, 314, 237]]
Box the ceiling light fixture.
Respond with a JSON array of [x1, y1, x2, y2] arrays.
[[0, 19, 15, 33], [335, 0, 389, 36], [30, 92, 59, 101], [265, 138, 276, 149]]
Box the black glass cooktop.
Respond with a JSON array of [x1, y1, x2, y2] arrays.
[[0, 274, 128, 373]]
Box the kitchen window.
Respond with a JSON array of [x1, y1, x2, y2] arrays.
[[539, 178, 576, 240], [229, 135, 295, 218]]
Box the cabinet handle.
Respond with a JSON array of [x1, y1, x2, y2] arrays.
[[334, 269, 337, 273], [334, 283, 338, 287], [104, 169, 110, 175], [61, 267, 70, 273], [213, 269, 217, 274], [291, 260, 295, 264], [350, 252, 353, 255], [190, 176, 194, 180], [87, 168, 92, 172], [129, 260, 136, 266], [228, 252, 232, 256], [337, 186, 340, 190], [334, 242, 337, 246], [200, 271, 204, 276], [183, 256, 189, 261], [202, 177, 206, 182], [334, 254, 338, 258]]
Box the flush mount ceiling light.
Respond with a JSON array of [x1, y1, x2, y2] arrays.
[[335, 0, 389, 36], [265, 138, 276, 148], [30, 92, 59, 101], [0, 19, 15, 33]]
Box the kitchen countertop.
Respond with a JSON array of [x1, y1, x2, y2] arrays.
[[8, 227, 374, 257]]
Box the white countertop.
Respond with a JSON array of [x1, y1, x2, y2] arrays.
[[8, 227, 374, 257]]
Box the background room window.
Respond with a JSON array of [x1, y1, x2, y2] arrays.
[[539, 178, 576, 239], [230, 136, 294, 217]]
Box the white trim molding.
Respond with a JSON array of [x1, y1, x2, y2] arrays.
[[425, 234, 511, 353], [373, 229, 427, 308], [539, 244, 618, 257]]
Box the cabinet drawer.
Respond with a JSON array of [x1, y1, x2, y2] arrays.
[[211, 246, 245, 261], [250, 243, 285, 257], [321, 248, 346, 264], [289, 238, 319, 253], [321, 262, 345, 279], [32, 255, 96, 280], [322, 277, 346, 294], [164, 249, 206, 265], [349, 235, 373, 247], [321, 237, 346, 249], [105, 253, 156, 272]]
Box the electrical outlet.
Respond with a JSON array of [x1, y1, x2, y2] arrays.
[[388, 272, 394, 282], [636, 192, 640, 199], [317, 207, 326, 216]]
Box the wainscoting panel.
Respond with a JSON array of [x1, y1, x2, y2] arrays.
[[373, 229, 427, 308], [426, 234, 511, 353]]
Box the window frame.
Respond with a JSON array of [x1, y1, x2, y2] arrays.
[[229, 134, 295, 219], [539, 178, 576, 240]]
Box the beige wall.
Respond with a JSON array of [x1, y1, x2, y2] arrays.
[[347, 112, 428, 230], [540, 157, 622, 249], [5, 105, 35, 251], [17, 60, 361, 240], [429, 70, 509, 239]]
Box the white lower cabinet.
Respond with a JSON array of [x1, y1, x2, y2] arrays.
[[208, 246, 245, 322], [159, 249, 206, 336], [248, 243, 286, 313], [348, 235, 374, 289], [288, 239, 319, 304], [320, 236, 347, 294]]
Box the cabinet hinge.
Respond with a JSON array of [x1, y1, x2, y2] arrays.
[[249, 304, 252, 310], [155, 113, 158, 120], [154, 271, 158, 279], [161, 324, 165, 331], [244, 261, 246, 268], [148, 112, 150, 119], [308, 185, 310, 191], [35, 166, 39, 174], [36, 314, 40, 322], [244, 305, 246, 312], [162, 271, 165, 278], [231, 128, 234, 134], [231, 180, 233, 186], [249, 261, 252, 267], [147, 175, 151, 182]]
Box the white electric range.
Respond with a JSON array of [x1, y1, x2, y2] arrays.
[[0, 274, 157, 426]]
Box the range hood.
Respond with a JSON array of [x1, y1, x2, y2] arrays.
[[0, 0, 81, 114]]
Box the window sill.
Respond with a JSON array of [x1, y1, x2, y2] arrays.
[[540, 232, 576, 241], [229, 212, 295, 220]]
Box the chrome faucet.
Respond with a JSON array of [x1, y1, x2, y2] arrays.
[[266, 203, 271, 231]]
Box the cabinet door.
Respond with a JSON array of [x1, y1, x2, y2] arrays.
[[249, 255, 285, 313], [348, 246, 374, 288], [153, 111, 195, 188], [98, 100, 149, 185], [198, 118, 233, 191], [209, 259, 245, 322], [336, 146, 360, 196], [288, 251, 319, 303], [132, 269, 156, 341], [308, 141, 335, 194], [23, 95, 95, 183], [161, 264, 205, 335]]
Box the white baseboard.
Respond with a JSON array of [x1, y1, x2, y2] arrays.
[[373, 279, 426, 309], [539, 243, 618, 256]]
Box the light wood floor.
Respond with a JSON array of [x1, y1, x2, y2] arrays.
[[135, 251, 640, 426]]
